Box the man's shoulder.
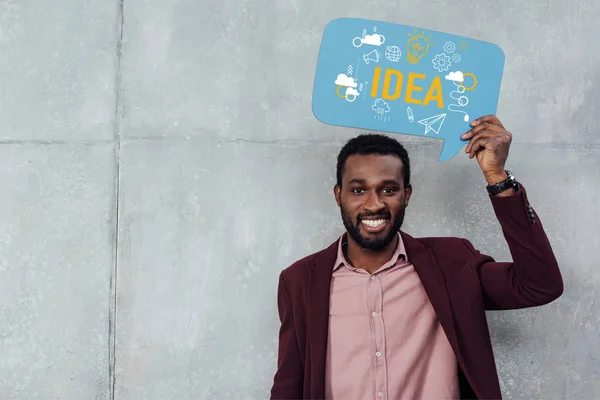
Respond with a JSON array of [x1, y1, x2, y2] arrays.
[[408, 233, 486, 278], [415, 235, 466, 246], [403, 230, 466, 247], [403, 232, 476, 261]]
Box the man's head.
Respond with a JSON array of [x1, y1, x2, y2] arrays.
[[334, 133, 412, 251]]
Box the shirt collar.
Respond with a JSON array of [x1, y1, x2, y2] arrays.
[[333, 231, 407, 272]]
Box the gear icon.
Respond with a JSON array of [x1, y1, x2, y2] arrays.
[[458, 96, 469, 106], [459, 72, 478, 91], [452, 53, 461, 63], [432, 53, 452, 72], [443, 41, 456, 54]]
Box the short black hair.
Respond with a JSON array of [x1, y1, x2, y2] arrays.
[[336, 133, 411, 189]]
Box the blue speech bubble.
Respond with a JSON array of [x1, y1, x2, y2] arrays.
[[312, 18, 505, 162]]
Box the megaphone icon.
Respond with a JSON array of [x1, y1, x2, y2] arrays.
[[363, 49, 380, 64]]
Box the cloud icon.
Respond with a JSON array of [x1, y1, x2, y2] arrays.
[[335, 74, 357, 88], [346, 87, 360, 96], [362, 34, 385, 46], [445, 71, 464, 82], [372, 98, 390, 114]]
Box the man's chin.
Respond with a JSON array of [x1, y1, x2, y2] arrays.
[[360, 226, 388, 237], [358, 239, 392, 251], [355, 228, 396, 248]]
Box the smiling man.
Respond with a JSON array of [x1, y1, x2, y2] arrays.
[[270, 115, 564, 400]]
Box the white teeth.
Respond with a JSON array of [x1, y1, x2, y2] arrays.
[[362, 219, 385, 227]]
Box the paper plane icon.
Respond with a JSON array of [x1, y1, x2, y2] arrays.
[[418, 113, 447, 135]]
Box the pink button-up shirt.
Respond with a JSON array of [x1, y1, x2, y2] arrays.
[[325, 232, 459, 399]]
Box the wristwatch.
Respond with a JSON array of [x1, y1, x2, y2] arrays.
[[486, 170, 520, 196]]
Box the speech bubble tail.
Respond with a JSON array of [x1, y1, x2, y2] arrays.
[[438, 139, 464, 162]]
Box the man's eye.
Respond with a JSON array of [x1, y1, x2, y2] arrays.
[[351, 188, 397, 194]]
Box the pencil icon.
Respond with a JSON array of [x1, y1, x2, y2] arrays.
[[407, 107, 414, 122]]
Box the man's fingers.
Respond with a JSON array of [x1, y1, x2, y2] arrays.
[[470, 114, 504, 129], [462, 122, 504, 139], [465, 131, 497, 154], [466, 137, 491, 158], [465, 130, 493, 151]]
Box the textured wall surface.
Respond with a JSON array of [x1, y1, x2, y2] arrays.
[[1, 0, 598, 399]]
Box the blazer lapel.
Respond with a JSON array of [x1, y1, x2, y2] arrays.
[[307, 239, 338, 399], [400, 231, 461, 361]]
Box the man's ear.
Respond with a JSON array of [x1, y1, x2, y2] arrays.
[[334, 184, 341, 207], [404, 184, 413, 207]]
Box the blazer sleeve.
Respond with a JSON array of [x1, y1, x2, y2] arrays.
[[462, 185, 564, 310], [270, 271, 303, 399]]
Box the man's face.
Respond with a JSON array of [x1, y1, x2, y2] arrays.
[[334, 154, 412, 251]]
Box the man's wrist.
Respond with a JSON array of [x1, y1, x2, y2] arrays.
[[484, 170, 508, 185], [484, 170, 518, 197]]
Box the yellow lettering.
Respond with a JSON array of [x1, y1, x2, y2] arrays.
[[423, 76, 444, 108], [371, 67, 381, 97], [405, 72, 425, 105], [369, 68, 444, 107], [382, 69, 403, 100]]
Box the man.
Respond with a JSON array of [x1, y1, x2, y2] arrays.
[[270, 115, 563, 399]]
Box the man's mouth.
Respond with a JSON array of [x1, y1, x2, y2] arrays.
[[361, 219, 387, 227], [360, 218, 389, 233]]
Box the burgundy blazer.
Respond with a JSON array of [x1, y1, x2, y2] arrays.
[[270, 185, 563, 399]]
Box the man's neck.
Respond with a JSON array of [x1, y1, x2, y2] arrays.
[[344, 234, 399, 275]]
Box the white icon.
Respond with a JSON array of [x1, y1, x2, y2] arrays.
[[444, 71, 470, 121], [418, 113, 447, 135], [345, 87, 360, 102], [443, 41, 456, 54], [449, 84, 470, 121], [406, 107, 414, 122], [363, 49, 381, 64], [335, 73, 357, 88], [432, 53, 452, 72], [452, 53, 461, 63], [353, 33, 385, 47], [384, 46, 402, 62], [347, 64, 353, 76], [445, 71, 464, 82], [335, 73, 360, 102], [372, 98, 391, 121]]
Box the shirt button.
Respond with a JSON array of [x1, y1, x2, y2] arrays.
[[372, 311, 377, 317], [376, 351, 381, 357], [370, 275, 376, 280], [378, 392, 384, 397]]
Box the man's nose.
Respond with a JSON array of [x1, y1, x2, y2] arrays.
[[364, 191, 385, 212]]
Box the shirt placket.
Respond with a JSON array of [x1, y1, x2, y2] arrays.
[[368, 272, 387, 400]]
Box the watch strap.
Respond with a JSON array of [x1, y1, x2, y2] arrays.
[[486, 170, 520, 195]]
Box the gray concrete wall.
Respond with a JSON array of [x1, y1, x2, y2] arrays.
[[1, 0, 598, 399]]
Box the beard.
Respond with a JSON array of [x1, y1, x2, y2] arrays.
[[340, 200, 405, 251]]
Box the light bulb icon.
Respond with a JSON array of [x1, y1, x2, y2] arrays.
[[406, 29, 434, 64]]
